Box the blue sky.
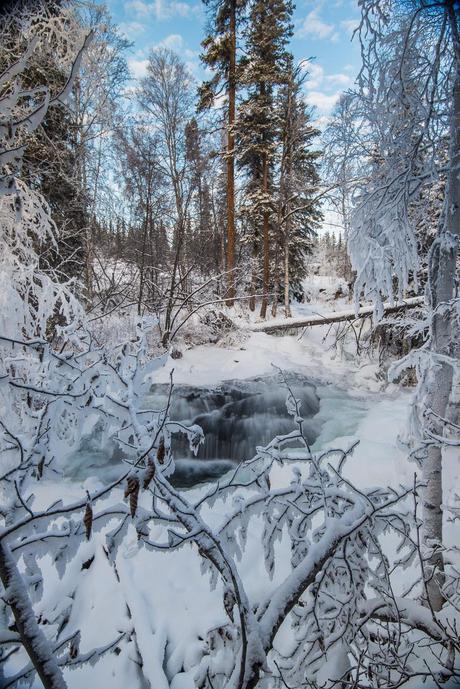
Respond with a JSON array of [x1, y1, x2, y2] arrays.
[[107, 0, 362, 125]]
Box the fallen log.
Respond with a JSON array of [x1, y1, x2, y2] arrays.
[[250, 296, 425, 334]]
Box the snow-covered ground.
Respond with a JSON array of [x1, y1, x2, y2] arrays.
[[22, 370, 425, 689], [19, 356, 413, 689], [7, 280, 458, 689], [157, 276, 380, 391]]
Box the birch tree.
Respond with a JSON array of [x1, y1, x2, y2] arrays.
[[69, 3, 131, 300], [349, 0, 460, 611], [139, 49, 195, 346], [0, 13, 91, 688], [322, 92, 367, 287]]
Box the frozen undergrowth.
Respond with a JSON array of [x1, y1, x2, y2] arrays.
[[7, 375, 459, 689]]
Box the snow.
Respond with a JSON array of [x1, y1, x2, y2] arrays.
[[5, 346, 459, 689], [2, 8, 458, 687], [0, 251, 456, 689], [4, 314, 429, 689], [156, 332, 307, 386], [154, 274, 412, 395]]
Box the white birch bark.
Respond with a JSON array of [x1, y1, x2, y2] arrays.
[[422, 5, 460, 611], [0, 540, 67, 689]]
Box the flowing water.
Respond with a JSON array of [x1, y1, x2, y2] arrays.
[[66, 373, 369, 487]]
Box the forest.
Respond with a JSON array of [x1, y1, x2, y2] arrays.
[[0, 0, 459, 688]]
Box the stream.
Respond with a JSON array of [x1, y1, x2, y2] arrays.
[[66, 372, 369, 487]]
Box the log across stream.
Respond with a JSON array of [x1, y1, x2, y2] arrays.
[[250, 296, 424, 334]]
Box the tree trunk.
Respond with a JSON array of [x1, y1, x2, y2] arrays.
[[163, 222, 183, 348], [284, 220, 291, 318], [148, 216, 156, 307], [225, 0, 237, 306], [251, 297, 423, 333], [163, 146, 187, 347], [249, 240, 257, 311], [422, 5, 460, 611], [137, 195, 150, 316], [259, 152, 269, 319], [0, 540, 67, 689], [280, 76, 292, 319], [271, 242, 279, 318]]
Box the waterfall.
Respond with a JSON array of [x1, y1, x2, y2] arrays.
[[65, 373, 368, 487]]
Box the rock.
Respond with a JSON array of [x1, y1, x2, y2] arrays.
[[171, 347, 183, 359], [202, 310, 236, 337]]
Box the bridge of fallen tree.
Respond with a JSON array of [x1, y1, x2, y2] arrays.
[[249, 297, 424, 334]]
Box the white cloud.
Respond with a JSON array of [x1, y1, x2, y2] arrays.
[[119, 21, 146, 38], [159, 33, 185, 50], [124, 0, 150, 16], [325, 72, 353, 87], [124, 0, 201, 21], [158, 34, 199, 72], [297, 4, 335, 40], [127, 34, 199, 80], [185, 59, 200, 77], [341, 18, 359, 36], [315, 114, 333, 130], [302, 63, 352, 90], [300, 60, 353, 116], [305, 90, 341, 114], [153, 0, 192, 20], [128, 57, 149, 79], [303, 62, 324, 89]]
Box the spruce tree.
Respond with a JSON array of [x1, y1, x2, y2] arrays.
[[199, 0, 247, 305], [276, 60, 322, 315], [237, 0, 293, 318], [185, 118, 214, 273]]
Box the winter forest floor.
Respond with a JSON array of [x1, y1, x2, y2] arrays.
[[11, 277, 459, 689]]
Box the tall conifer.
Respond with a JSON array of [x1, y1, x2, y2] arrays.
[[276, 59, 322, 316], [237, 0, 293, 317], [200, 0, 247, 305]]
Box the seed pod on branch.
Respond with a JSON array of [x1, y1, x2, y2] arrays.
[[83, 499, 93, 541], [69, 631, 81, 660], [124, 474, 138, 498], [143, 458, 155, 489], [223, 589, 236, 622], [36, 456, 45, 480], [125, 475, 140, 518], [157, 437, 165, 465], [129, 481, 139, 518]]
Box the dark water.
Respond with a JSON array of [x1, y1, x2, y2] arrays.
[[145, 373, 321, 486], [65, 373, 368, 488]]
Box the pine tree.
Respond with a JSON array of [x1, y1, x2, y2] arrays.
[[199, 0, 248, 305], [185, 118, 215, 273], [210, 124, 230, 292], [275, 59, 322, 316], [237, 0, 293, 318]]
